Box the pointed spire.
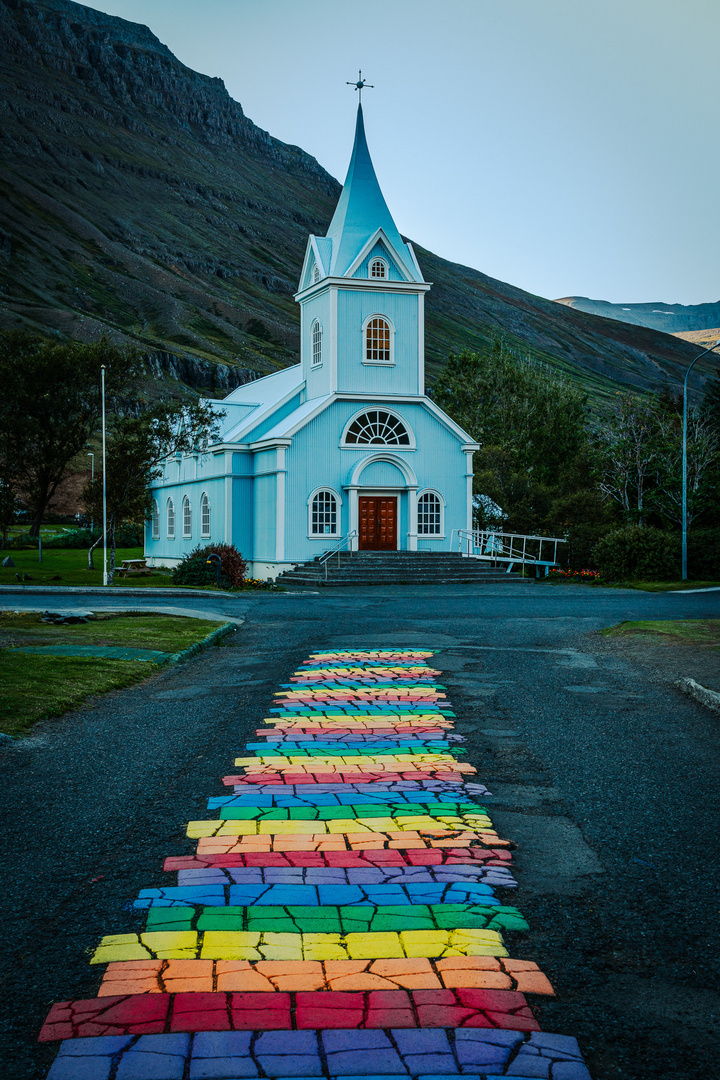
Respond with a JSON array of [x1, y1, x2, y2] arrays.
[[326, 105, 417, 279]]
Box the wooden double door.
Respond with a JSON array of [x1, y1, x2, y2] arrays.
[[359, 496, 397, 550]]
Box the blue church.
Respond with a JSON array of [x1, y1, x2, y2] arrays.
[[144, 105, 478, 578]]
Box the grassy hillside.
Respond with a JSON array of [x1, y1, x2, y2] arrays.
[[0, 0, 710, 405]]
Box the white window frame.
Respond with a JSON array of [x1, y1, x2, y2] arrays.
[[307, 487, 342, 539], [361, 313, 395, 365], [341, 407, 415, 449], [417, 489, 445, 537], [182, 495, 192, 538], [200, 492, 211, 538], [369, 257, 388, 279], [311, 318, 323, 367], [151, 499, 160, 541], [166, 497, 175, 539]]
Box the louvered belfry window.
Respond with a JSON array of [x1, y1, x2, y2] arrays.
[[311, 491, 337, 534], [344, 410, 410, 446], [365, 317, 391, 362]]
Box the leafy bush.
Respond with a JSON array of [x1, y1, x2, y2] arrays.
[[592, 525, 680, 581], [43, 524, 144, 548], [2, 533, 33, 549], [171, 544, 247, 590], [687, 528, 720, 579]]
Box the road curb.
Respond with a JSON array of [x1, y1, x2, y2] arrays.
[[676, 676, 720, 714], [0, 585, 235, 597], [165, 621, 241, 665]]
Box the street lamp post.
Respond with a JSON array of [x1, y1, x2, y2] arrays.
[[87, 452, 94, 533], [682, 339, 720, 580], [101, 365, 108, 587]]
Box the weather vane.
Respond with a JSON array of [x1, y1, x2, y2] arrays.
[[347, 69, 374, 104]]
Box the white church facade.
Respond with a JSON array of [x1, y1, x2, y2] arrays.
[[144, 105, 478, 578]]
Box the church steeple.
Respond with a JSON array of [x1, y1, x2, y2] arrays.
[[324, 105, 422, 281]]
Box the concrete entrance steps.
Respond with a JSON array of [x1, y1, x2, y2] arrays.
[[277, 551, 529, 587]]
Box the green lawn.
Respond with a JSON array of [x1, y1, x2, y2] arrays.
[[617, 580, 720, 592], [601, 619, 720, 647], [0, 546, 178, 587], [0, 612, 227, 737]]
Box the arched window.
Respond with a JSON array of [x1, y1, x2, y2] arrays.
[[200, 492, 211, 538], [312, 264, 320, 284], [166, 498, 175, 539], [311, 319, 322, 367], [310, 490, 338, 535], [365, 316, 391, 363], [370, 258, 387, 279], [344, 410, 410, 446], [182, 495, 192, 538], [418, 491, 442, 534], [151, 499, 160, 541]]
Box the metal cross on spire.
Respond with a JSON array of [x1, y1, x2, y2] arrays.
[[346, 69, 374, 103]]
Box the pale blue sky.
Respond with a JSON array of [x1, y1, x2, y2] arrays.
[[85, 0, 719, 305]]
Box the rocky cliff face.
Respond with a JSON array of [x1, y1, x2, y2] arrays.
[[0, 0, 708, 402]]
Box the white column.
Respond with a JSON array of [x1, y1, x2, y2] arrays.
[[465, 451, 475, 531], [347, 487, 359, 550], [224, 451, 233, 544], [417, 292, 425, 395], [276, 446, 286, 562], [407, 487, 418, 550]]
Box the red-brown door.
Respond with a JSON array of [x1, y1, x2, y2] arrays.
[[359, 496, 397, 550]]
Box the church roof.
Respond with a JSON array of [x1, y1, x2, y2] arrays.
[[324, 105, 422, 281]]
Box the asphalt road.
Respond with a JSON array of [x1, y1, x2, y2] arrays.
[[1, 582, 719, 1080]]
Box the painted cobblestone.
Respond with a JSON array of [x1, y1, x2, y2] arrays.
[[45, 1029, 592, 1079], [96, 958, 553, 997], [40, 648, 591, 1079]]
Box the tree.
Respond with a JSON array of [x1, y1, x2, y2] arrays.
[[84, 400, 222, 583], [652, 396, 720, 528], [431, 342, 590, 532], [593, 393, 664, 524], [0, 332, 142, 536]]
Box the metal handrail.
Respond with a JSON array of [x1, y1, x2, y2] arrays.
[[318, 530, 358, 580], [451, 528, 567, 576]]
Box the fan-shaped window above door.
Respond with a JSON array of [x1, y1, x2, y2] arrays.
[[343, 410, 411, 446]]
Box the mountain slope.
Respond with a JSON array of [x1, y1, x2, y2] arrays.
[[0, 0, 711, 402], [556, 296, 720, 335]]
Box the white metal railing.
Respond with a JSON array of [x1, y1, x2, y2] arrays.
[[318, 530, 358, 580], [450, 529, 567, 576]]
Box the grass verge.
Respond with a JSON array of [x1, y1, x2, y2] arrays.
[[0, 613, 229, 737], [0, 654, 156, 738], [0, 547, 174, 588], [601, 619, 720, 647]]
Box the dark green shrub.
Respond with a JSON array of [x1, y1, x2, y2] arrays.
[[171, 544, 247, 589], [688, 528, 720, 579], [592, 525, 679, 581], [2, 533, 33, 549]]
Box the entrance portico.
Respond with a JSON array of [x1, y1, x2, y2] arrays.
[[346, 453, 418, 551]]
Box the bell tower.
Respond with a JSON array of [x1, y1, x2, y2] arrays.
[[295, 102, 430, 401]]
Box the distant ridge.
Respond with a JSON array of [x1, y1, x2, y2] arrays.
[[0, 0, 710, 404], [555, 296, 720, 335]]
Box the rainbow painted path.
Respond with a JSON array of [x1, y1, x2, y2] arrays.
[[41, 649, 592, 1079]]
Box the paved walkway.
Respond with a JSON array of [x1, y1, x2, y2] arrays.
[[40, 648, 592, 1079]]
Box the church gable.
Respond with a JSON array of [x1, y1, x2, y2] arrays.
[[349, 237, 410, 282], [298, 236, 332, 291]]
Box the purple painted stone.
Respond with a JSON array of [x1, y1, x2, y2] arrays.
[[403, 1054, 457, 1073], [455, 1030, 524, 1047], [189, 1057, 259, 1079], [526, 1033, 583, 1055], [321, 1031, 393, 1052], [507, 1058, 552, 1075], [192, 1031, 254, 1057], [322, 1050, 405, 1075], [134, 1035, 191, 1055], [255, 1031, 319, 1054], [116, 1052, 186, 1080], [392, 1030, 451, 1054], [46, 1060, 112, 1080], [254, 1058, 323, 1077], [52, 1036, 135, 1056]]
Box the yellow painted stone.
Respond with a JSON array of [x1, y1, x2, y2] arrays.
[[345, 933, 405, 960], [140, 932, 198, 959], [90, 935, 151, 965]]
